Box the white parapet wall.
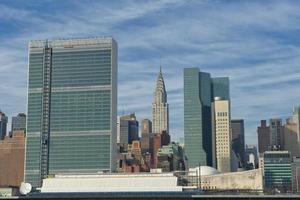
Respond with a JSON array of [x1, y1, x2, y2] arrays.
[[40, 173, 183, 193], [201, 169, 263, 191]]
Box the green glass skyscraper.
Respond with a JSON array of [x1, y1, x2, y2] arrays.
[[25, 37, 118, 187], [184, 68, 229, 168]]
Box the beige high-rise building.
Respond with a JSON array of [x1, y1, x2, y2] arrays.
[[284, 107, 300, 157], [212, 97, 232, 173], [152, 67, 169, 134]]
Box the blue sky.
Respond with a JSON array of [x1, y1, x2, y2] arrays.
[[0, 0, 300, 145]]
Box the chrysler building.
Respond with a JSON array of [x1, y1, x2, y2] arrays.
[[152, 67, 169, 134]]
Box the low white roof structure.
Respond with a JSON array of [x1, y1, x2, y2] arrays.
[[40, 173, 183, 193], [189, 166, 219, 176]]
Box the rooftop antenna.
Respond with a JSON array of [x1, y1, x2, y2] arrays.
[[159, 56, 162, 73]]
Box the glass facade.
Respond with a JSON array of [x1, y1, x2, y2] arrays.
[[11, 113, 26, 132], [211, 77, 230, 100], [25, 38, 117, 187], [264, 151, 292, 192], [184, 68, 229, 168], [184, 68, 212, 168]]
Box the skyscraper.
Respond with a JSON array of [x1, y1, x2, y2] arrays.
[[257, 120, 270, 154], [0, 111, 8, 140], [119, 113, 139, 150], [140, 119, 152, 154], [11, 113, 26, 134], [212, 97, 232, 172], [184, 68, 229, 168], [141, 119, 152, 137], [270, 118, 284, 150], [284, 107, 300, 157], [152, 67, 169, 134], [25, 37, 118, 187], [231, 119, 245, 168]]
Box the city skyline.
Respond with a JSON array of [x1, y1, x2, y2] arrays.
[[1, 1, 300, 145]]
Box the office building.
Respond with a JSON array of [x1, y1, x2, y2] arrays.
[[157, 143, 185, 172], [292, 157, 300, 193], [184, 68, 229, 168], [231, 119, 245, 168], [211, 77, 230, 100], [25, 37, 118, 187], [141, 119, 152, 154], [270, 118, 284, 150], [141, 119, 152, 136], [245, 145, 258, 169], [284, 107, 300, 158], [11, 113, 26, 136], [0, 130, 25, 187], [151, 133, 161, 168], [127, 140, 142, 163], [161, 130, 170, 146], [119, 114, 139, 150], [152, 67, 169, 134], [264, 151, 292, 193], [0, 111, 8, 140], [257, 120, 270, 154], [212, 97, 232, 172]]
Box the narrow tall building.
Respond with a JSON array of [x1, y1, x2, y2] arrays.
[[257, 120, 270, 154], [284, 107, 300, 158], [141, 119, 152, 137], [140, 119, 152, 154], [119, 113, 139, 150], [152, 67, 169, 134], [184, 68, 229, 168], [270, 118, 284, 150], [212, 97, 232, 172], [25, 37, 118, 187], [231, 119, 245, 168], [0, 111, 8, 140]]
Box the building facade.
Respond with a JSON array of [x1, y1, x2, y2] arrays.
[[11, 113, 26, 136], [269, 118, 284, 150], [119, 114, 139, 151], [0, 111, 8, 140], [231, 119, 245, 168], [152, 67, 169, 134], [25, 37, 118, 187], [157, 143, 185, 172], [0, 130, 25, 187], [140, 119, 152, 154], [257, 120, 270, 154], [212, 97, 232, 173], [245, 145, 258, 169], [141, 119, 152, 136], [284, 107, 300, 158], [184, 68, 229, 168], [264, 151, 292, 193], [292, 157, 300, 193]]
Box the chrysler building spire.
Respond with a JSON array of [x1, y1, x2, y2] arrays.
[[152, 66, 169, 134]]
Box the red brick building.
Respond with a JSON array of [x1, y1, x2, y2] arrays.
[[0, 130, 25, 187]]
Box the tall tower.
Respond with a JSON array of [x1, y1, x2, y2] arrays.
[[0, 111, 7, 140], [212, 97, 232, 172], [231, 119, 245, 168], [184, 68, 230, 168], [152, 67, 169, 134], [25, 37, 118, 187]]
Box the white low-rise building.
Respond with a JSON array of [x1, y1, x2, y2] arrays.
[[40, 173, 183, 193]]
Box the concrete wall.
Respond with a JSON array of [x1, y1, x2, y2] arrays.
[[41, 174, 182, 193], [201, 169, 263, 191]]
